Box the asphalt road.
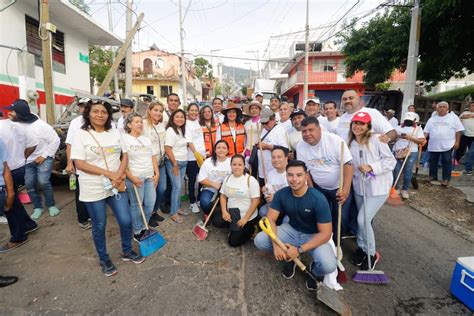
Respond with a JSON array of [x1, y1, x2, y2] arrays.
[[0, 188, 471, 315]]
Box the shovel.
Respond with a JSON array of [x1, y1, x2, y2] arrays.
[[259, 217, 352, 316], [192, 194, 220, 240], [132, 184, 166, 257]]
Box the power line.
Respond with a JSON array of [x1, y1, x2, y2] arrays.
[[209, 0, 271, 33]]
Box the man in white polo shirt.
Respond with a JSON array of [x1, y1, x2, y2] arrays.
[[297, 116, 353, 242], [424, 101, 464, 186], [304, 98, 331, 131], [336, 90, 396, 143]]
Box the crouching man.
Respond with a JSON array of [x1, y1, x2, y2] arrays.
[[254, 160, 336, 290]]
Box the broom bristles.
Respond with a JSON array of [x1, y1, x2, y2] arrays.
[[192, 223, 208, 241], [386, 188, 404, 206], [139, 230, 166, 257], [352, 270, 390, 284], [337, 268, 348, 284]]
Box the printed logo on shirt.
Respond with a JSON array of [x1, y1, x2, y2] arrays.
[[129, 145, 152, 153], [209, 170, 231, 181], [304, 209, 311, 213], [307, 157, 335, 167], [226, 186, 246, 198], [86, 145, 121, 155], [433, 121, 450, 127]]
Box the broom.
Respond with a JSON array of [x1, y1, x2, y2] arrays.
[[192, 195, 220, 241], [336, 142, 347, 284], [132, 184, 167, 257], [353, 151, 389, 285]]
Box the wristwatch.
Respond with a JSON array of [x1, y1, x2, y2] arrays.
[[298, 246, 304, 254]]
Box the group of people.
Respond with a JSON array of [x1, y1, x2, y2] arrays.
[[0, 90, 467, 288]]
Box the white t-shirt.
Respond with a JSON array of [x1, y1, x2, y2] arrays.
[[244, 119, 261, 151], [71, 128, 125, 202], [197, 157, 232, 192], [460, 111, 474, 137], [279, 119, 293, 134], [0, 120, 37, 170], [16, 118, 60, 164], [297, 132, 352, 190], [186, 119, 206, 161], [65, 115, 84, 145], [258, 124, 289, 179], [393, 125, 425, 153], [424, 114, 464, 152], [319, 117, 340, 134], [388, 117, 399, 128], [336, 107, 394, 143], [142, 120, 166, 161], [117, 116, 125, 133], [220, 174, 260, 220], [165, 127, 188, 161], [266, 169, 288, 194], [288, 129, 302, 152], [121, 134, 156, 178]]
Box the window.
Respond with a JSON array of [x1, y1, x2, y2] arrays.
[[313, 59, 336, 72], [143, 58, 153, 74], [25, 15, 66, 74], [146, 85, 154, 95], [160, 85, 172, 98]]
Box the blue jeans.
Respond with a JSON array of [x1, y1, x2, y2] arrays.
[[254, 223, 337, 277], [465, 145, 474, 172], [354, 193, 388, 256], [393, 151, 417, 190], [314, 185, 353, 243], [84, 193, 133, 263], [199, 189, 217, 214], [165, 160, 187, 215], [24, 157, 56, 209], [186, 161, 200, 204], [153, 164, 167, 212], [126, 178, 156, 234], [429, 149, 453, 181]]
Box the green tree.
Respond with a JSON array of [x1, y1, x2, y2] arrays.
[[194, 57, 213, 78], [338, 0, 473, 88], [69, 0, 90, 14], [89, 46, 115, 86], [241, 85, 247, 96]]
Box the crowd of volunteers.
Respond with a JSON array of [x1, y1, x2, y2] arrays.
[[0, 91, 469, 287]]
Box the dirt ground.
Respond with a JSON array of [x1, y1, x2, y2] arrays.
[[408, 174, 474, 234]]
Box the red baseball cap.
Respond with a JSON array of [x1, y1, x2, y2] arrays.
[[351, 111, 371, 124]]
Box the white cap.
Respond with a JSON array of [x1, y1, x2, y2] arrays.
[[403, 112, 418, 122], [305, 97, 320, 105], [254, 92, 264, 97]]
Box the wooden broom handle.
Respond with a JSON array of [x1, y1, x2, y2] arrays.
[[132, 184, 149, 230], [202, 195, 220, 227]]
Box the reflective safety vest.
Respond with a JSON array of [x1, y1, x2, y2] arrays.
[[220, 123, 245, 157], [202, 124, 218, 157]]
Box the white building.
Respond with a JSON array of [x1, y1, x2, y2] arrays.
[[0, 0, 122, 112]]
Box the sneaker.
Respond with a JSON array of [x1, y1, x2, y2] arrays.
[[152, 212, 165, 222], [282, 261, 296, 279], [122, 250, 145, 264], [148, 215, 159, 228], [78, 221, 92, 230], [429, 180, 441, 186], [441, 180, 450, 187], [359, 251, 381, 271], [133, 230, 146, 243], [190, 203, 200, 214], [48, 206, 60, 217], [0, 240, 29, 253], [25, 225, 39, 234], [349, 247, 366, 267], [0, 216, 7, 224], [31, 208, 43, 220], [305, 262, 323, 291], [400, 190, 409, 200], [463, 170, 473, 175], [100, 259, 118, 277]]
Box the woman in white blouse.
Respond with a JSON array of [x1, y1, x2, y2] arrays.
[[165, 109, 188, 223], [71, 100, 144, 277], [219, 154, 260, 247], [123, 113, 159, 241], [198, 140, 232, 218], [348, 112, 396, 271], [142, 102, 166, 226]]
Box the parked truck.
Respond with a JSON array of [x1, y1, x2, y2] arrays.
[[253, 79, 277, 105]]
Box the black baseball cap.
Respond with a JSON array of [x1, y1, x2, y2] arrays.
[[120, 99, 134, 107], [290, 109, 307, 119], [6, 99, 38, 123]]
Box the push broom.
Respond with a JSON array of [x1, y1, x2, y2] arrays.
[[353, 151, 389, 285], [336, 142, 347, 284], [192, 195, 220, 241], [132, 184, 167, 257]]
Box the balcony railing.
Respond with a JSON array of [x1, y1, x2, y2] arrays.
[[281, 71, 364, 92]]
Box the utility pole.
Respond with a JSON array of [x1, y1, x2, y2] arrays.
[[39, 0, 55, 124], [179, 0, 187, 104], [125, 0, 133, 97], [303, 0, 310, 106], [107, 0, 119, 97], [401, 0, 421, 119]]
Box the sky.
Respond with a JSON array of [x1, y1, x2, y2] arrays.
[[88, 0, 386, 70]]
